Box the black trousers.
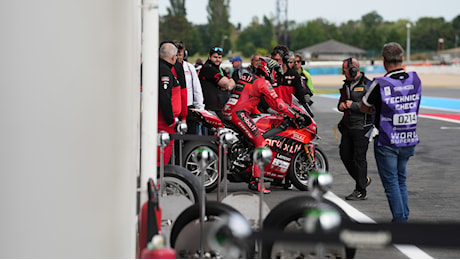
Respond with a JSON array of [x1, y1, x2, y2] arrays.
[[186, 107, 198, 135], [339, 126, 371, 193]]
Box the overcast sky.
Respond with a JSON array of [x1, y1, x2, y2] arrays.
[[158, 0, 459, 28]]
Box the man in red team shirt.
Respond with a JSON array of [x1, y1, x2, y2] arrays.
[[222, 58, 302, 193], [158, 42, 181, 165]]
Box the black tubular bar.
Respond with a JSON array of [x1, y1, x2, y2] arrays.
[[169, 133, 219, 142], [249, 221, 460, 248]]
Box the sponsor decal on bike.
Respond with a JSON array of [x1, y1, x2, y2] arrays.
[[265, 138, 283, 149], [265, 137, 302, 154], [264, 171, 284, 178], [270, 158, 290, 173], [290, 132, 307, 143], [284, 142, 302, 154], [275, 153, 292, 162]]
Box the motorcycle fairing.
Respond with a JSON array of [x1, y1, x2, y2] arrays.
[[192, 109, 224, 128], [275, 127, 315, 145]]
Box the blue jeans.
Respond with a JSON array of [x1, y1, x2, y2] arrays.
[[374, 140, 415, 223]]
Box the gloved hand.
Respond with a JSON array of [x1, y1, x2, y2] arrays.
[[267, 59, 280, 71], [267, 107, 280, 115]]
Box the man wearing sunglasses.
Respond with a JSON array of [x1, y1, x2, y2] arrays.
[[294, 53, 314, 106], [199, 46, 235, 119]]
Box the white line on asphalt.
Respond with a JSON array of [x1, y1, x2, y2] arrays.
[[324, 192, 434, 259]]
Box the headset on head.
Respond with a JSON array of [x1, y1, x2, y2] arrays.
[[275, 47, 290, 64], [346, 57, 358, 78]]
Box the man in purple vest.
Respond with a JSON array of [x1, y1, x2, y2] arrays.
[[361, 42, 422, 223]]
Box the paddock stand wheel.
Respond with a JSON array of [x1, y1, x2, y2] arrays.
[[169, 201, 255, 259], [158, 164, 201, 247], [262, 172, 356, 259], [221, 192, 270, 230]]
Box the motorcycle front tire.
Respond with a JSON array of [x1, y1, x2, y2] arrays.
[[288, 145, 329, 191]]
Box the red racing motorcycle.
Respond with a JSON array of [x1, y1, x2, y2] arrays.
[[182, 106, 328, 192]]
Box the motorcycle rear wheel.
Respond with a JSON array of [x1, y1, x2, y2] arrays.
[[182, 141, 220, 193], [159, 165, 201, 204], [288, 145, 329, 191]]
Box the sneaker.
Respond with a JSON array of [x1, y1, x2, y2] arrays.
[[248, 178, 271, 194], [366, 177, 372, 187], [271, 180, 292, 190], [283, 179, 293, 190], [345, 190, 367, 200]]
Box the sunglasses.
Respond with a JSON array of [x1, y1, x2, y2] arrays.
[[210, 47, 223, 55], [295, 60, 302, 63]]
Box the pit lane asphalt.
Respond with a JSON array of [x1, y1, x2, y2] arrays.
[[208, 86, 460, 259]]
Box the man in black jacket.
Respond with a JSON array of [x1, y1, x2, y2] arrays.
[[199, 46, 235, 119], [337, 57, 372, 200]]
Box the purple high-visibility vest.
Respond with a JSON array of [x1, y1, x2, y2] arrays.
[[375, 72, 422, 147]]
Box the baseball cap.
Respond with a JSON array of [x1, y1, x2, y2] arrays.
[[230, 55, 242, 63]]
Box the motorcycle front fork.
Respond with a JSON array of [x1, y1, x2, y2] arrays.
[[304, 143, 316, 164]]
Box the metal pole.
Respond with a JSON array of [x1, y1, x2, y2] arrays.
[[140, 0, 159, 205], [223, 144, 228, 199], [253, 147, 272, 259], [193, 147, 214, 258]]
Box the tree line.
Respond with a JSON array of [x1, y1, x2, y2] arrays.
[[160, 0, 460, 60]]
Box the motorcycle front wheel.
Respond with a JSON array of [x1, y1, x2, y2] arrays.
[[262, 196, 356, 259], [288, 145, 329, 191]]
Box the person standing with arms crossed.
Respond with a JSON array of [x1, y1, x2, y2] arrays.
[[199, 46, 235, 119], [361, 42, 422, 222], [338, 57, 372, 200]]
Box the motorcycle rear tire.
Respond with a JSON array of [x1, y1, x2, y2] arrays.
[[158, 164, 201, 204], [262, 196, 356, 259], [182, 141, 220, 193]]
